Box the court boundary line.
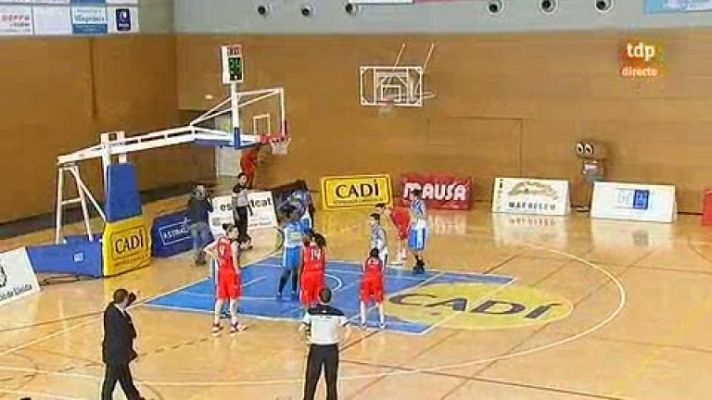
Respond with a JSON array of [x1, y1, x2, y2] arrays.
[[143, 272, 450, 338], [0, 229, 284, 360], [0, 237, 627, 390], [129, 241, 628, 387]]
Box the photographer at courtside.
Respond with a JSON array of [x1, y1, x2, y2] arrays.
[[187, 184, 214, 266]]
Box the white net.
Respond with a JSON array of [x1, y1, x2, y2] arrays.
[[269, 137, 291, 155], [377, 96, 397, 117]]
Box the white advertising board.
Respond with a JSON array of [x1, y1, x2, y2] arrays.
[[208, 192, 278, 237], [492, 177, 571, 216], [591, 182, 676, 223], [0, 247, 41, 307]]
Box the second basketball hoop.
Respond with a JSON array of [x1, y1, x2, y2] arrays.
[[359, 42, 436, 109]]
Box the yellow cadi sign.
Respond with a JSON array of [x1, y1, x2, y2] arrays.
[[387, 283, 573, 330], [320, 175, 392, 210], [102, 216, 151, 277]]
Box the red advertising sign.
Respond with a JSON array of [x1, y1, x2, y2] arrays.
[[399, 174, 472, 210]]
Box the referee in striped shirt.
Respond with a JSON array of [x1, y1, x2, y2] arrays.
[[299, 287, 352, 400]]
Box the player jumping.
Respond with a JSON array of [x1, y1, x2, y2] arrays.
[[408, 189, 428, 274], [300, 233, 327, 310], [375, 203, 410, 264], [203, 224, 246, 334], [279, 189, 314, 232], [360, 248, 386, 330], [277, 213, 304, 301]]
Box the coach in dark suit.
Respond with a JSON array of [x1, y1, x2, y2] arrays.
[[101, 288, 144, 400]]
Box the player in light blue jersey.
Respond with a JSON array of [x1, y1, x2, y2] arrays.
[[277, 214, 304, 301], [292, 189, 314, 232], [369, 213, 388, 266], [408, 189, 428, 274], [278, 190, 313, 232]]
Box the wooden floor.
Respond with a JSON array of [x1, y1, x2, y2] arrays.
[[1, 194, 711, 400]]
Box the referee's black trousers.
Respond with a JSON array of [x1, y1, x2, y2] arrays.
[[303, 344, 339, 400], [234, 206, 250, 244]]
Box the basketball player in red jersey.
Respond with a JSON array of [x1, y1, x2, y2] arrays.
[[204, 224, 246, 334], [360, 248, 386, 329], [240, 145, 260, 189], [300, 233, 327, 309], [375, 203, 410, 264]]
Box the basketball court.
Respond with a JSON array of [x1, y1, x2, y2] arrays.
[[1, 194, 711, 399], [1, 1, 712, 399]]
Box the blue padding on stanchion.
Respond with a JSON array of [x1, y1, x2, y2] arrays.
[[27, 238, 103, 278], [105, 164, 142, 222], [151, 211, 195, 258]]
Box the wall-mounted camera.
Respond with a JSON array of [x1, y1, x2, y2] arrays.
[[487, 0, 504, 16], [345, 2, 359, 15], [256, 4, 270, 17], [540, 0, 557, 14], [300, 4, 314, 17], [595, 0, 614, 13]]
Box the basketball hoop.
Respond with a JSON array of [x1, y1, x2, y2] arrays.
[[267, 135, 291, 155], [378, 96, 397, 117]]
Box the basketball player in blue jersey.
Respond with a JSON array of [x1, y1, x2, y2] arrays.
[[277, 213, 304, 301], [278, 190, 313, 232], [369, 213, 388, 266], [292, 189, 314, 232], [408, 189, 428, 274]]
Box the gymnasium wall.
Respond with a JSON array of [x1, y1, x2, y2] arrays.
[[140, 0, 174, 34], [0, 34, 213, 224], [174, 0, 712, 34], [176, 32, 712, 213]]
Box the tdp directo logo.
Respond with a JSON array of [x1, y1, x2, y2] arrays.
[[111, 226, 148, 260], [620, 40, 663, 78]]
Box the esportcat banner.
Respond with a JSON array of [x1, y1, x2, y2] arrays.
[[102, 215, 151, 276], [208, 191, 279, 237]]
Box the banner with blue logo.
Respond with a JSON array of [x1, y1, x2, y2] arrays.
[[645, 0, 712, 13], [108, 6, 138, 33], [591, 182, 677, 223], [151, 211, 195, 258]]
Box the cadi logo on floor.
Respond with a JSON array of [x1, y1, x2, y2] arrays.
[[388, 283, 573, 330]]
